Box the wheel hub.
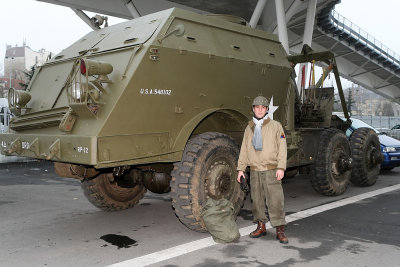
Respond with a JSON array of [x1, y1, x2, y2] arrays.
[[206, 161, 232, 199], [370, 147, 384, 165], [332, 150, 352, 176], [337, 152, 352, 173]]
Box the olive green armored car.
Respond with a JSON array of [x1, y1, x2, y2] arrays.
[[0, 8, 382, 231]]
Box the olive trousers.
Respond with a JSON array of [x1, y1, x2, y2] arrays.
[[250, 170, 286, 227]]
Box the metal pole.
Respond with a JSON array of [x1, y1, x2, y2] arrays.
[[122, 0, 141, 19], [274, 0, 289, 54], [8, 57, 13, 88], [3, 108, 6, 129], [272, 0, 303, 34], [296, 0, 317, 94], [71, 8, 99, 30], [249, 0, 268, 28], [303, 0, 317, 48]]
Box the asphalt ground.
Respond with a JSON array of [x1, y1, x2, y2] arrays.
[[0, 161, 399, 266]]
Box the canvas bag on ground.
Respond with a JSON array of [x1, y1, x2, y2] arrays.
[[200, 197, 240, 243]]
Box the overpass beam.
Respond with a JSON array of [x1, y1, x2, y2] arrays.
[[70, 8, 99, 30], [375, 74, 395, 89], [249, 0, 268, 28], [275, 0, 289, 54], [350, 60, 370, 76], [296, 0, 317, 95], [121, 0, 141, 19], [303, 0, 317, 46], [273, 0, 304, 34], [351, 67, 380, 78]]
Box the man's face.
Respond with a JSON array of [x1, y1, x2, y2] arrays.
[[252, 105, 268, 119]]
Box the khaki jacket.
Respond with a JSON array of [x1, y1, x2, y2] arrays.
[[237, 118, 287, 171]]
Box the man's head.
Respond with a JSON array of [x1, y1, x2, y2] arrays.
[[252, 96, 269, 119]]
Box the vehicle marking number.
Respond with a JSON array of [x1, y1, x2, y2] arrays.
[[140, 88, 172, 95], [77, 146, 89, 154]]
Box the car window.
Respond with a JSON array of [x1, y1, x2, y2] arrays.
[[349, 119, 379, 133], [338, 117, 379, 134]]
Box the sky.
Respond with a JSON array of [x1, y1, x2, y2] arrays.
[[1, 0, 399, 76]]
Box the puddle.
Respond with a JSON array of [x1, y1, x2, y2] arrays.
[[100, 234, 138, 249]]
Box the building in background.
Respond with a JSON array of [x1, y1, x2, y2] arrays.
[[334, 84, 400, 117], [1, 42, 52, 97]]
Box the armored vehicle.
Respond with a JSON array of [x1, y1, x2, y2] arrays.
[[0, 8, 382, 231]]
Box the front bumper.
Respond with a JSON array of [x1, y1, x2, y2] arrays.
[[381, 151, 400, 168], [0, 133, 97, 166]]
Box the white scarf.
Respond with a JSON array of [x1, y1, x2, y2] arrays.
[[252, 116, 265, 151]]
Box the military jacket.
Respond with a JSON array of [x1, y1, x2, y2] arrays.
[[237, 118, 287, 171]]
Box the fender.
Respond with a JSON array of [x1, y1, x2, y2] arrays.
[[172, 108, 248, 158]]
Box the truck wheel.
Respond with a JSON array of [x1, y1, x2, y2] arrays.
[[350, 128, 381, 186], [171, 132, 245, 232], [312, 128, 352, 196], [81, 173, 146, 211]]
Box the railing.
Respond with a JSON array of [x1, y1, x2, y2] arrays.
[[0, 107, 10, 133], [330, 9, 400, 67], [353, 115, 400, 132]]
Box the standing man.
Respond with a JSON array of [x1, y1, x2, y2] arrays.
[[237, 95, 288, 244]]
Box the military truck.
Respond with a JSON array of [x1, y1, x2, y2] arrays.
[[0, 8, 382, 232]]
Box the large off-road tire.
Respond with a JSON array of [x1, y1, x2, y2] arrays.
[[171, 132, 245, 232], [81, 172, 146, 211], [311, 128, 352, 196], [350, 127, 381, 186]]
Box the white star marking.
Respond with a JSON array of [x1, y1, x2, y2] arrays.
[[266, 96, 278, 120]]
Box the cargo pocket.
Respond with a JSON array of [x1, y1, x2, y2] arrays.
[[266, 169, 282, 185]]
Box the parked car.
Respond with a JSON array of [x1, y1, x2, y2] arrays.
[[387, 124, 400, 140], [340, 117, 400, 170]]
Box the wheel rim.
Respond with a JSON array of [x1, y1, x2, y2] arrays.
[[366, 145, 381, 170], [331, 142, 351, 182], [101, 173, 144, 201], [205, 157, 234, 200]]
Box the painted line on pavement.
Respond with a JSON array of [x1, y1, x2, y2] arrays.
[[108, 184, 400, 267]]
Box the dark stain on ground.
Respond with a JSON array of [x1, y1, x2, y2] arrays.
[[100, 234, 138, 249]]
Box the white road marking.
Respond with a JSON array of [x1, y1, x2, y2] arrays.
[[108, 184, 400, 267]]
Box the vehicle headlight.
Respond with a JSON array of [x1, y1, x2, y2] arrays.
[[8, 88, 31, 108], [382, 147, 396, 152], [71, 82, 82, 100]]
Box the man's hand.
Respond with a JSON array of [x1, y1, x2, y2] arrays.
[[237, 170, 245, 183], [276, 169, 285, 181]]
